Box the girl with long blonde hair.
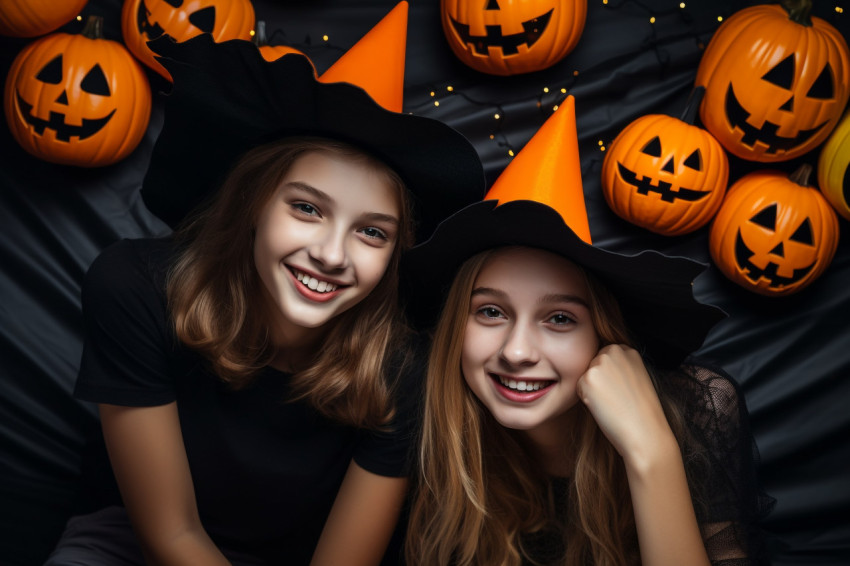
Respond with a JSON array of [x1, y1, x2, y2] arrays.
[[404, 98, 772, 566]]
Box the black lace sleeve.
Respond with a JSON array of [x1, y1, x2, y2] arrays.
[[659, 359, 776, 565]]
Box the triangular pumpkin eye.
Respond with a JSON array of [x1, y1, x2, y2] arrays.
[[485, 0, 500, 9], [36, 55, 63, 84], [807, 63, 834, 100], [683, 149, 702, 171], [164, 0, 184, 7], [750, 203, 777, 230], [640, 136, 662, 157], [189, 6, 216, 33], [762, 54, 795, 90], [790, 218, 814, 245], [81, 64, 111, 96]]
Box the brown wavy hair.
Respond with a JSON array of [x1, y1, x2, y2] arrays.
[[406, 248, 692, 566], [167, 137, 414, 428]]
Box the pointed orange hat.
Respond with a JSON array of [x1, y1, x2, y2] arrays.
[[403, 94, 725, 368], [319, 1, 408, 112], [485, 95, 592, 243]]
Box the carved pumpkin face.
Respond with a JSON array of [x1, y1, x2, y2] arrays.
[[121, 0, 255, 79], [3, 16, 152, 167], [441, 0, 587, 76], [709, 166, 839, 296], [817, 109, 850, 220], [695, 3, 850, 162], [0, 0, 88, 38], [601, 108, 728, 236]]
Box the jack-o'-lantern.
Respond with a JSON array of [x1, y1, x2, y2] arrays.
[[0, 0, 88, 38], [601, 87, 728, 236], [709, 164, 839, 296], [441, 0, 586, 75], [3, 15, 152, 167], [817, 110, 850, 220], [121, 0, 255, 80], [253, 20, 314, 71], [695, 0, 850, 162]]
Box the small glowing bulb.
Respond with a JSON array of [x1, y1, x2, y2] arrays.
[[598, 140, 604, 146], [552, 105, 559, 111], [679, 2, 686, 8], [600, 146, 606, 151], [543, 87, 549, 93], [430, 91, 436, 97], [650, 16, 656, 23], [508, 150, 515, 157], [573, 70, 579, 76], [77, 15, 82, 21], [717, 16, 723, 22], [323, 34, 329, 41], [603, 0, 608, 4], [494, 113, 501, 120], [836, 6, 844, 13], [249, 29, 256, 37], [434, 101, 440, 107], [560, 88, 567, 94], [489, 134, 495, 140], [447, 85, 454, 92]]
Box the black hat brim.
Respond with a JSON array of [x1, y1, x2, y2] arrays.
[[141, 34, 485, 243], [402, 200, 725, 368]]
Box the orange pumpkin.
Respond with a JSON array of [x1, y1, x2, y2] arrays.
[[709, 164, 839, 296], [253, 20, 313, 69], [0, 0, 88, 38], [3, 15, 151, 167], [695, 0, 850, 162], [121, 0, 255, 80], [601, 87, 728, 236], [817, 109, 850, 220], [441, 0, 586, 76]]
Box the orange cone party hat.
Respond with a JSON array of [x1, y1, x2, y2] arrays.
[[484, 96, 592, 243], [319, 1, 408, 112]]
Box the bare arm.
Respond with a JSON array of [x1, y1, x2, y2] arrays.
[[99, 402, 231, 566], [309, 460, 408, 566], [578, 345, 711, 566]]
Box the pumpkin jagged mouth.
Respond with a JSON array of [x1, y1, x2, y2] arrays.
[[725, 84, 825, 155], [734, 229, 814, 287], [15, 92, 115, 142], [449, 9, 553, 56], [616, 162, 709, 202]]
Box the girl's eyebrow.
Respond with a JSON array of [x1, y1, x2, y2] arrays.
[[471, 286, 506, 299], [540, 293, 589, 308]]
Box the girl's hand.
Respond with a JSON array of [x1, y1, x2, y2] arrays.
[[576, 344, 677, 469]]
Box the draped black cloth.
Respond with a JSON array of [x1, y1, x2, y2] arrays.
[[1, 1, 847, 565]]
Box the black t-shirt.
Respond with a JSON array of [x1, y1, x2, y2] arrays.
[[74, 237, 422, 564]]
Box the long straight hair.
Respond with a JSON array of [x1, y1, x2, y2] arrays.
[[167, 137, 414, 428], [406, 248, 691, 566]]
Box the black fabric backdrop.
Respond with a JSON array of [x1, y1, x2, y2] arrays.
[[1, 1, 848, 565]]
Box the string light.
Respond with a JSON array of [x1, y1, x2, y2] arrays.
[[543, 87, 550, 93], [650, 16, 656, 23], [447, 86, 454, 92], [680, 2, 686, 8], [717, 16, 723, 22], [836, 6, 844, 13], [322, 34, 329, 41]]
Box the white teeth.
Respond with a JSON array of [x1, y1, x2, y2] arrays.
[[498, 376, 546, 391], [294, 270, 338, 293]]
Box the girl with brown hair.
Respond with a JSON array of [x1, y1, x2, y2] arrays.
[[45, 6, 484, 565], [403, 97, 772, 566]]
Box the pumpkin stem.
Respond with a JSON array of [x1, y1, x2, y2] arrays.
[[780, 0, 813, 27], [254, 21, 268, 47], [789, 163, 814, 187], [81, 15, 104, 40], [681, 86, 705, 125]]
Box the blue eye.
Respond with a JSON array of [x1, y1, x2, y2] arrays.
[[548, 313, 574, 325], [293, 202, 319, 216], [477, 306, 504, 319], [360, 226, 388, 240]]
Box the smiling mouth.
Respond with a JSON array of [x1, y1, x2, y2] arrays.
[[289, 268, 344, 294], [491, 373, 554, 392]]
